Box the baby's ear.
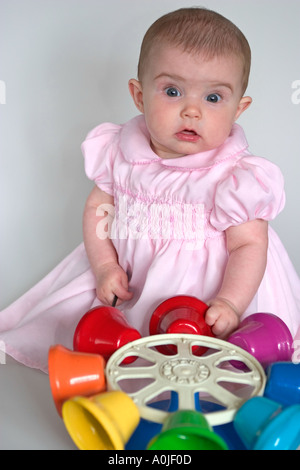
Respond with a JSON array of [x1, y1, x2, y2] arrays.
[[235, 95, 252, 121], [128, 79, 144, 113]]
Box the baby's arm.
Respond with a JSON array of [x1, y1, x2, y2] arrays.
[[83, 186, 133, 306], [205, 219, 268, 338]]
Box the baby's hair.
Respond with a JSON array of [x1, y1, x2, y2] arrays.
[[137, 7, 251, 95]]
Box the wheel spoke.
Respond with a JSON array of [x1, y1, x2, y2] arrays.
[[131, 380, 166, 406], [108, 363, 158, 381], [177, 387, 197, 411], [201, 349, 227, 366], [133, 345, 171, 364], [176, 338, 193, 357], [214, 367, 260, 386], [208, 383, 243, 409]]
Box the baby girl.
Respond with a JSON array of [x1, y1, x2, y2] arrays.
[[82, 7, 299, 339], [0, 7, 299, 371]]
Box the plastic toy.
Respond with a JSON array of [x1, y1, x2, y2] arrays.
[[126, 403, 247, 450], [150, 296, 211, 336], [48, 298, 300, 450], [48, 345, 106, 416], [146, 410, 228, 450], [149, 296, 214, 355], [73, 305, 141, 364], [62, 390, 140, 450], [227, 313, 293, 369], [106, 333, 266, 427], [264, 362, 300, 407], [233, 396, 300, 450]]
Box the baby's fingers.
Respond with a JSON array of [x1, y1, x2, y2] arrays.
[[205, 306, 220, 327], [211, 317, 230, 338], [112, 283, 133, 305], [205, 307, 229, 338]]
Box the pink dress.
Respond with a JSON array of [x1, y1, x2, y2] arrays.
[[1, 115, 300, 372]]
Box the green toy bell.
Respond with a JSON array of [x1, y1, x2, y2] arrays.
[[147, 410, 228, 450]]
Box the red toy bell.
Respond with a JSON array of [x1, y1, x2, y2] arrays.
[[73, 305, 141, 364], [149, 295, 214, 354]]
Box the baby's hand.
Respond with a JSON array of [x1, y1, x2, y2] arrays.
[[205, 298, 240, 339], [95, 262, 133, 306]]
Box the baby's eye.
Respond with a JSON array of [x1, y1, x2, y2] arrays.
[[165, 87, 181, 97], [206, 93, 222, 103]]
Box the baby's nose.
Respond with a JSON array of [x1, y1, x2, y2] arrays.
[[181, 102, 201, 119]]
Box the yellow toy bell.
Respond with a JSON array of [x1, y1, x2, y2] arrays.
[[62, 390, 140, 450]]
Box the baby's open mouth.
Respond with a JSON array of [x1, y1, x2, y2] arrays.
[[176, 129, 200, 142], [181, 129, 198, 135]]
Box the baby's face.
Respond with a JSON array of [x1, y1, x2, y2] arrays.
[[129, 45, 251, 159]]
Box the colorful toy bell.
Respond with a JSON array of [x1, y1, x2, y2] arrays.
[[264, 362, 300, 407], [149, 296, 214, 354], [48, 345, 106, 416], [73, 306, 141, 363], [62, 391, 140, 450], [234, 396, 300, 450], [227, 313, 293, 368], [147, 410, 228, 450]]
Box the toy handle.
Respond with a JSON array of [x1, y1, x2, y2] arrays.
[[112, 295, 118, 307]]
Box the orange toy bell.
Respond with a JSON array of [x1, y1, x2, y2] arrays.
[[48, 345, 106, 416]]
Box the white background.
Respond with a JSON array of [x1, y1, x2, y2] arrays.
[[0, 0, 299, 310]]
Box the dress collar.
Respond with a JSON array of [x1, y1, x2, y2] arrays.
[[119, 115, 249, 169]]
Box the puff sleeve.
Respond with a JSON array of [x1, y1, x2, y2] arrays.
[[81, 123, 121, 195], [210, 156, 286, 231]]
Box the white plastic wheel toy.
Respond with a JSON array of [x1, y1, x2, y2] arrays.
[[106, 334, 266, 426]]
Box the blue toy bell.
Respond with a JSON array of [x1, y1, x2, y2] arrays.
[[264, 362, 300, 407], [234, 396, 300, 450]]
